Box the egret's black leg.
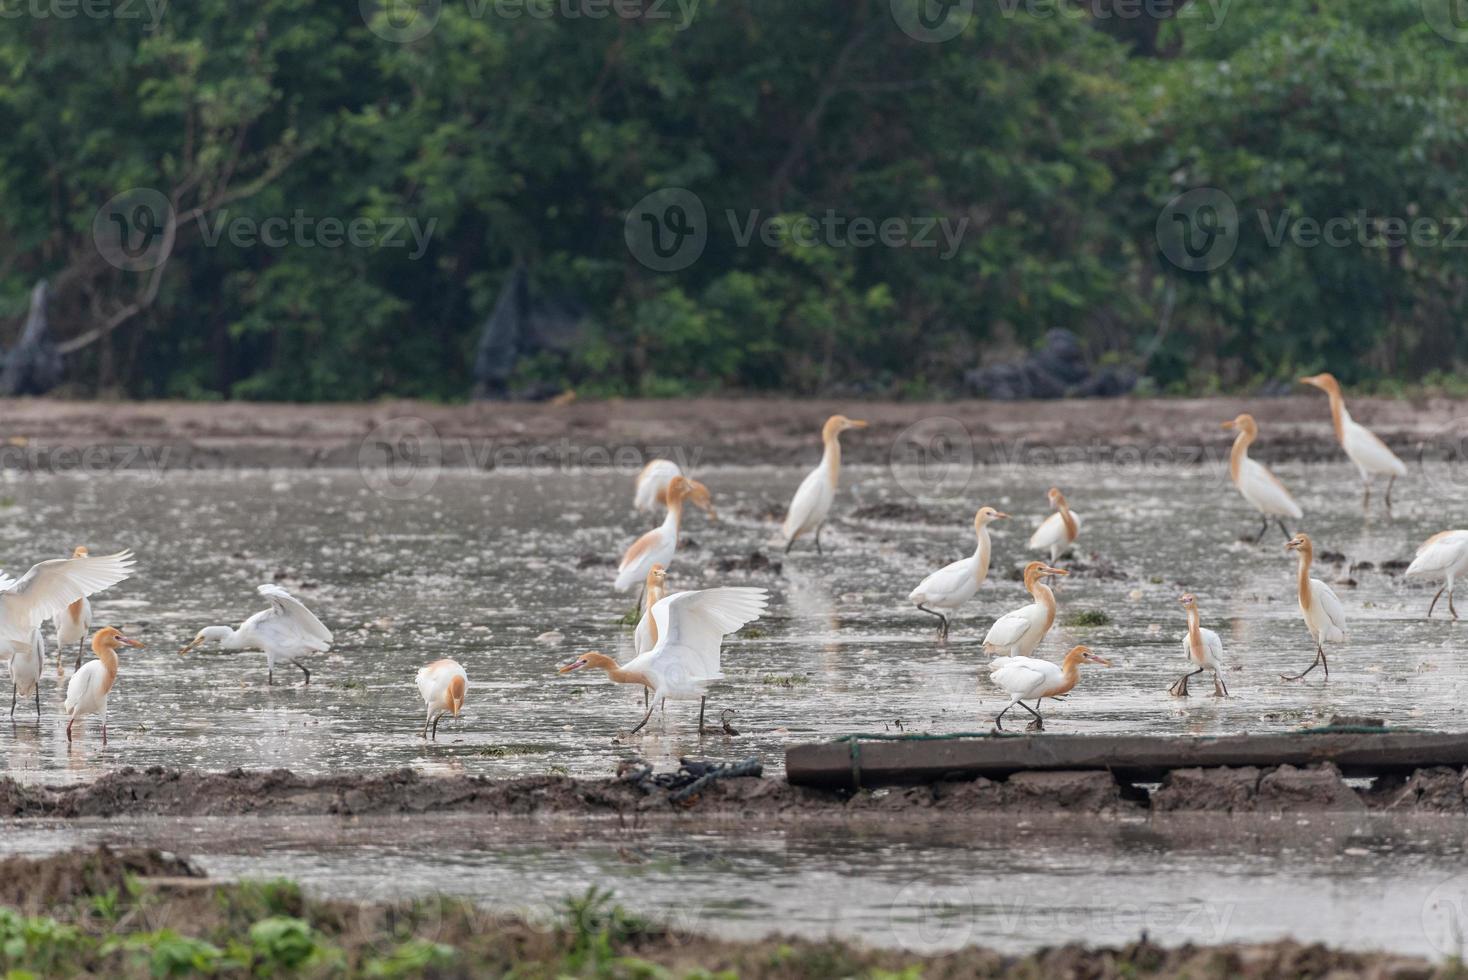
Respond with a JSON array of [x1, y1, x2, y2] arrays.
[[1429, 585, 1446, 618], [290, 659, 311, 685], [9, 686, 14, 719], [33, 686, 39, 721], [626, 700, 657, 736], [75, 638, 84, 671], [814, 523, 826, 555], [1169, 667, 1204, 697], [1252, 518, 1269, 544], [1281, 648, 1324, 681], [994, 702, 1015, 731], [431, 715, 440, 740], [1277, 519, 1291, 540], [1213, 672, 1229, 697], [916, 604, 949, 640], [784, 536, 795, 554], [698, 697, 711, 735], [1386, 475, 1396, 510]]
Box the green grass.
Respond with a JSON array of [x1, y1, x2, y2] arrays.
[[1064, 609, 1113, 627]]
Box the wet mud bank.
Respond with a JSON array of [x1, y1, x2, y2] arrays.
[[0, 846, 1451, 978], [0, 395, 1461, 470], [6, 762, 1468, 820]]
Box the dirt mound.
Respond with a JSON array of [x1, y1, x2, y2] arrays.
[[0, 846, 201, 912]]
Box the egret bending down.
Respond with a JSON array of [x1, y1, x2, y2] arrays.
[[416, 658, 467, 740], [988, 644, 1111, 732], [180, 584, 333, 685], [559, 586, 768, 736], [782, 415, 866, 554], [65, 626, 144, 743], [1171, 593, 1226, 697], [908, 506, 1007, 640], [1405, 530, 1468, 620], [1282, 533, 1346, 682]]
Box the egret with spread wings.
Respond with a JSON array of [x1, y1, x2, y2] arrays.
[[180, 584, 333, 685], [560, 586, 768, 735], [0, 550, 136, 656]]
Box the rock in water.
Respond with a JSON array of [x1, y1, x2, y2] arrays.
[[0, 281, 62, 396]]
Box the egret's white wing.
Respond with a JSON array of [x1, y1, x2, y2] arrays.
[[1028, 512, 1079, 550], [648, 587, 768, 680], [64, 659, 108, 713], [909, 558, 974, 604], [1312, 579, 1347, 643], [1407, 531, 1468, 578], [257, 584, 333, 644], [781, 466, 827, 540], [983, 607, 1036, 651], [634, 459, 681, 511], [1343, 421, 1406, 476], [1239, 459, 1303, 518], [0, 573, 15, 592], [0, 551, 135, 645], [988, 656, 1058, 699]]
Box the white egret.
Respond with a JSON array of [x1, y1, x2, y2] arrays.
[[634, 460, 716, 519], [64, 626, 144, 743], [52, 546, 96, 674], [1301, 373, 1406, 509], [8, 628, 43, 722], [415, 658, 467, 740], [634, 564, 668, 656], [615, 477, 691, 592], [1222, 414, 1302, 542], [908, 506, 1008, 640], [782, 415, 867, 554], [1282, 533, 1346, 681], [0, 550, 136, 654], [1028, 487, 1080, 562], [179, 584, 333, 685], [1170, 593, 1226, 697], [1406, 530, 1468, 620], [987, 644, 1111, 731], [982, 562, 1068, 658], [559, 586, 768, 735]]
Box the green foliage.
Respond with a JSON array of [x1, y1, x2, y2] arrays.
[[1, 0, 1464, 398]]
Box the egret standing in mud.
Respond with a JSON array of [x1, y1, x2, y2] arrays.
[[1170, 593, 1226, 697], [52, 546, 98, 674], [908, 506, 1008, 640], [1406, 530, 1468, 620], [1222, 414, 1303, 543], [8, 629, 43, 722], [634, 459, 717, 520], [615, 476, 692, 593], [179, 584, 333, 685], [1282, 533, 1346, 681], [1300, 373, 1406, 510], [416, 659, 467, 740], [782, 415, 867, 554], [65, 626, 144, 744], [559, 586, 768, 736], [982, 562, 1067, 659], [1028, 488, 1080, 563], [988, 644, 1111, 732], [0, 550, 136, 657]]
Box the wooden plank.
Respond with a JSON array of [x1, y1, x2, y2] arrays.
[[784, 730, 1468, 790]]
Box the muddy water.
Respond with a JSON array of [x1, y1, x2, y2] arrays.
[[0, 462, 1464, 782]]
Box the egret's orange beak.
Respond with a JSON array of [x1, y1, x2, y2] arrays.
[[119, 636, 144, 649], [1221, 420, 1236, 430], [848, 419, 868, 429], [1040, 565, 1069, 577], [994, 512, 1010, 519], [558, 658, 589, 674], [1087, 653, 1113, 667]]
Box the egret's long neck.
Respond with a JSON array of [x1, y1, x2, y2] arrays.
[[1228, 429, 1254, 484], [1057, 499, 1077, 540], [1185, 607, 1205, 660], [1296, 550, 1313, 608], [1325, 389, 1347, 443], [96, 644, 118, 678], [600, 663, 652, 689], [1050, 650, 1083, 696], [972, 527, 992, 583], [1033, 580, 1058, 632], [219, 627, 246, 650], [662, 498, 683, 536], [821, 433, 842, 488]]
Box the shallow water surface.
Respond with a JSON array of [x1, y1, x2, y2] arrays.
[[0, 462, 1464, 783]]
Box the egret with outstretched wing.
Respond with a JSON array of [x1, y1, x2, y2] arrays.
[[180, 584, 333, 685], [0, 550, 136, 652]]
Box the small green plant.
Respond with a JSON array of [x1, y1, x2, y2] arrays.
[[760, 674, 809, 687], [1064, 609, 1112, 627]]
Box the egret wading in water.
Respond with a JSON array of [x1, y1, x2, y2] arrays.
[[559, 586, 768, 736], [1028, 488, 1080, 563], [987, 644, 1111, 732], [982, 562, 1068, 659], [0, 550, 136, 661], [634, 564, 669, 709], [782, 415, 867, 554], [1282, 533, 1346, 682], [1222, 414, 1302, 543], [416, 658, 467, 740], [615, 476, 692, 593], [64, 626, 144, 744], [1405, 530, 1468, 620], [633, 460, 717, 520], [52, 546, 96, 674], [1170, 593, 1226, 697], [908, 506, 1008, 640], [180, 584, 333, 685], [8, 628, 43, 722], [1300, 372, 1406, 510]]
